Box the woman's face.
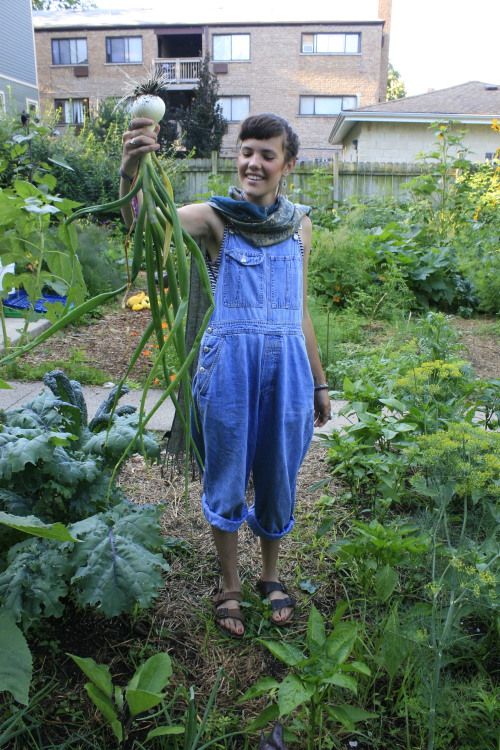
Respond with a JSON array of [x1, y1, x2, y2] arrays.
[[237, 135, 295, 206]]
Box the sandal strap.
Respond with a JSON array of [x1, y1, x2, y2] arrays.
[[214, 607, 245, 625], [256, 580, 287, 597], [268, 596, 295, 611], [213, 589, 243, 605]]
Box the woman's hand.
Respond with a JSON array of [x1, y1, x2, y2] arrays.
[[314, 388, 332, 428], [121, 118, 161, 180]]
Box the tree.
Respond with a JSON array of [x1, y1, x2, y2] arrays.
[[32, 0, 95, 9], [180, 55, 227, 157], [387, 63, 407, 101]]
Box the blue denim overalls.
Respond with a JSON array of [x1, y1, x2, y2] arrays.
[[192, 227, 314, 541]]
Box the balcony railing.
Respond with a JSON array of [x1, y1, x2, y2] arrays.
[[154, 58, 202, 85]]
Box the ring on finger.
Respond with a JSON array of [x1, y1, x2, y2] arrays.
[[130, 138, 137, 147]]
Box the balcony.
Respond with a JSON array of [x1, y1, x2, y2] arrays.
[[153, 58, 202, 88]]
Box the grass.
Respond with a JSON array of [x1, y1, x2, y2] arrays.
[[0, 345, 112, 385]]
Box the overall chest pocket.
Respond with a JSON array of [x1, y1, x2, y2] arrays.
[[270, 255, 301, 309], [222, 248, 264, 308]]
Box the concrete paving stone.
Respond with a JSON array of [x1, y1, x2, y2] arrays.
[[0, 378, 348, 436]]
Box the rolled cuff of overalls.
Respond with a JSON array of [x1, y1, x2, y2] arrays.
[[202, 494, 248, 532], [246, 505, 295, 540]]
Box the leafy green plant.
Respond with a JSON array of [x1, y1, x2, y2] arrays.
[[0, 370, 166, 704], [393, 359, 475, 433], [240, 605, 376, 750], [68, 652, 183, 746], [0, 179, 86, 350], [69, 654, 241, 750], [328, 520, 430, 600]]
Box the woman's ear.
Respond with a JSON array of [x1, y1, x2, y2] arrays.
[[282, 157, 296, 177]]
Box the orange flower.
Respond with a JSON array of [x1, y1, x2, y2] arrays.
[[142, 350, 150, 356], [153, 377, 160, 386], [161, 322, 169, 329], [170, 374, 176, 381], [131, 332, 138, 336]]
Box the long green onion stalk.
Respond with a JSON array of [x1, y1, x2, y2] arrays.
[[0, 70, 214, 493]]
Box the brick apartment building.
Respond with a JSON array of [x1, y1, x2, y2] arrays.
[[33, 1, 391, 158]]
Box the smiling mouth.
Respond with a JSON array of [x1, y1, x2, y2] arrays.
[[245, 174, 264, 182]]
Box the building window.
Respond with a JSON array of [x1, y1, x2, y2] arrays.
[[54, 98, 89, 125], [213, 34, 250, 61], [300, 95, 357, 116], [217, 96, 249, 122], [52, 38, 88, 65], [26, 99, 38, 116], [301, 33, 360, 54], [106, 37, 142, 64]]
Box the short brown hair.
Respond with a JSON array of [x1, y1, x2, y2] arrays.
[[238, 113, 300, 162]]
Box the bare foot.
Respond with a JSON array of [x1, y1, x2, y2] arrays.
[[257, 580, 295, 624]]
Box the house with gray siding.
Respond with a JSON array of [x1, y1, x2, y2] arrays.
[[0, 0, 39, 115]]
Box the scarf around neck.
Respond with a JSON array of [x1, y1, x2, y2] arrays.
[[207, 186, 310, 247]]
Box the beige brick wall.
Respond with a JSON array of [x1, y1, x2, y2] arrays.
[[35, 27, 158, 115], [211, 23, 385, 158], [35, 19, 388, 158]]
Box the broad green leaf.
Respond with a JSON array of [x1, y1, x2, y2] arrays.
[[110, 720, 123, 743], [13, 181, 41, 199], [325, 622, 357, 666], [307, 604, 326, 650], [126, 688, 166, 716], [334, 703, 378, 722], [238, 676, 279, 703], [325, 704, 355, 731], [128, 653, 172, 693], [85, 683, 119, 729], [0, 511, 77, 542], [0, 539, 68, 623], [68, 654, 113, 697], [245, 703, 280, 731], [70, 507, 168, 617], [374, 565, 398, 601], [348, 660, 371, 676], [0, 614, 32, 705], [146, 726, 185, 740], [375, 612, 410, 680], [257, 639, 305, 666], [323, 673, 357, 692], [278, 674, 315, 717], [48, 155, 75, 171], [0, 379, 12, 390]]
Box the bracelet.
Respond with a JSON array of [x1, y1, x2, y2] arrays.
[[120, 167, 135, 183], [314, 383, 329, 391]]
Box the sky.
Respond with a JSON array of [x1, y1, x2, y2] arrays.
[[91, 0, 499, 97]]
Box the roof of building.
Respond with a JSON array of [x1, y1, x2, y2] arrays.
[[330, 81, 500, 144], [32, 6, 385, 30]]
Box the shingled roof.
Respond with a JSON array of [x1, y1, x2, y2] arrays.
[[330, 81, 500, 144], [356, 81, 500, 115]]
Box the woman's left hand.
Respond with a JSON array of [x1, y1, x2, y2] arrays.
[[314, 389, 332, 427]]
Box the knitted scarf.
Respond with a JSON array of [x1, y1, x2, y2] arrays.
[[207, 187, 310, 246]]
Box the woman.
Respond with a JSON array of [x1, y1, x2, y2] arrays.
[[120, 113, 331, 638]]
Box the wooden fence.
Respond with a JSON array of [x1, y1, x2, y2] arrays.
[[171, 155, 427, 205]]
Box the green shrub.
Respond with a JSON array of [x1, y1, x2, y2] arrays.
[[75, 221, 128, 296]]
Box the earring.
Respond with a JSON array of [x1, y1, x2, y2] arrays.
[[277, 177, 287, 199]]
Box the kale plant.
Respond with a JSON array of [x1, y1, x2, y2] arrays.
[[0, 371, 167, 705]]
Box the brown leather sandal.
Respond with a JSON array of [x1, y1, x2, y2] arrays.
[[256, 580, 296, 626], [213, 590, 245, 639]]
